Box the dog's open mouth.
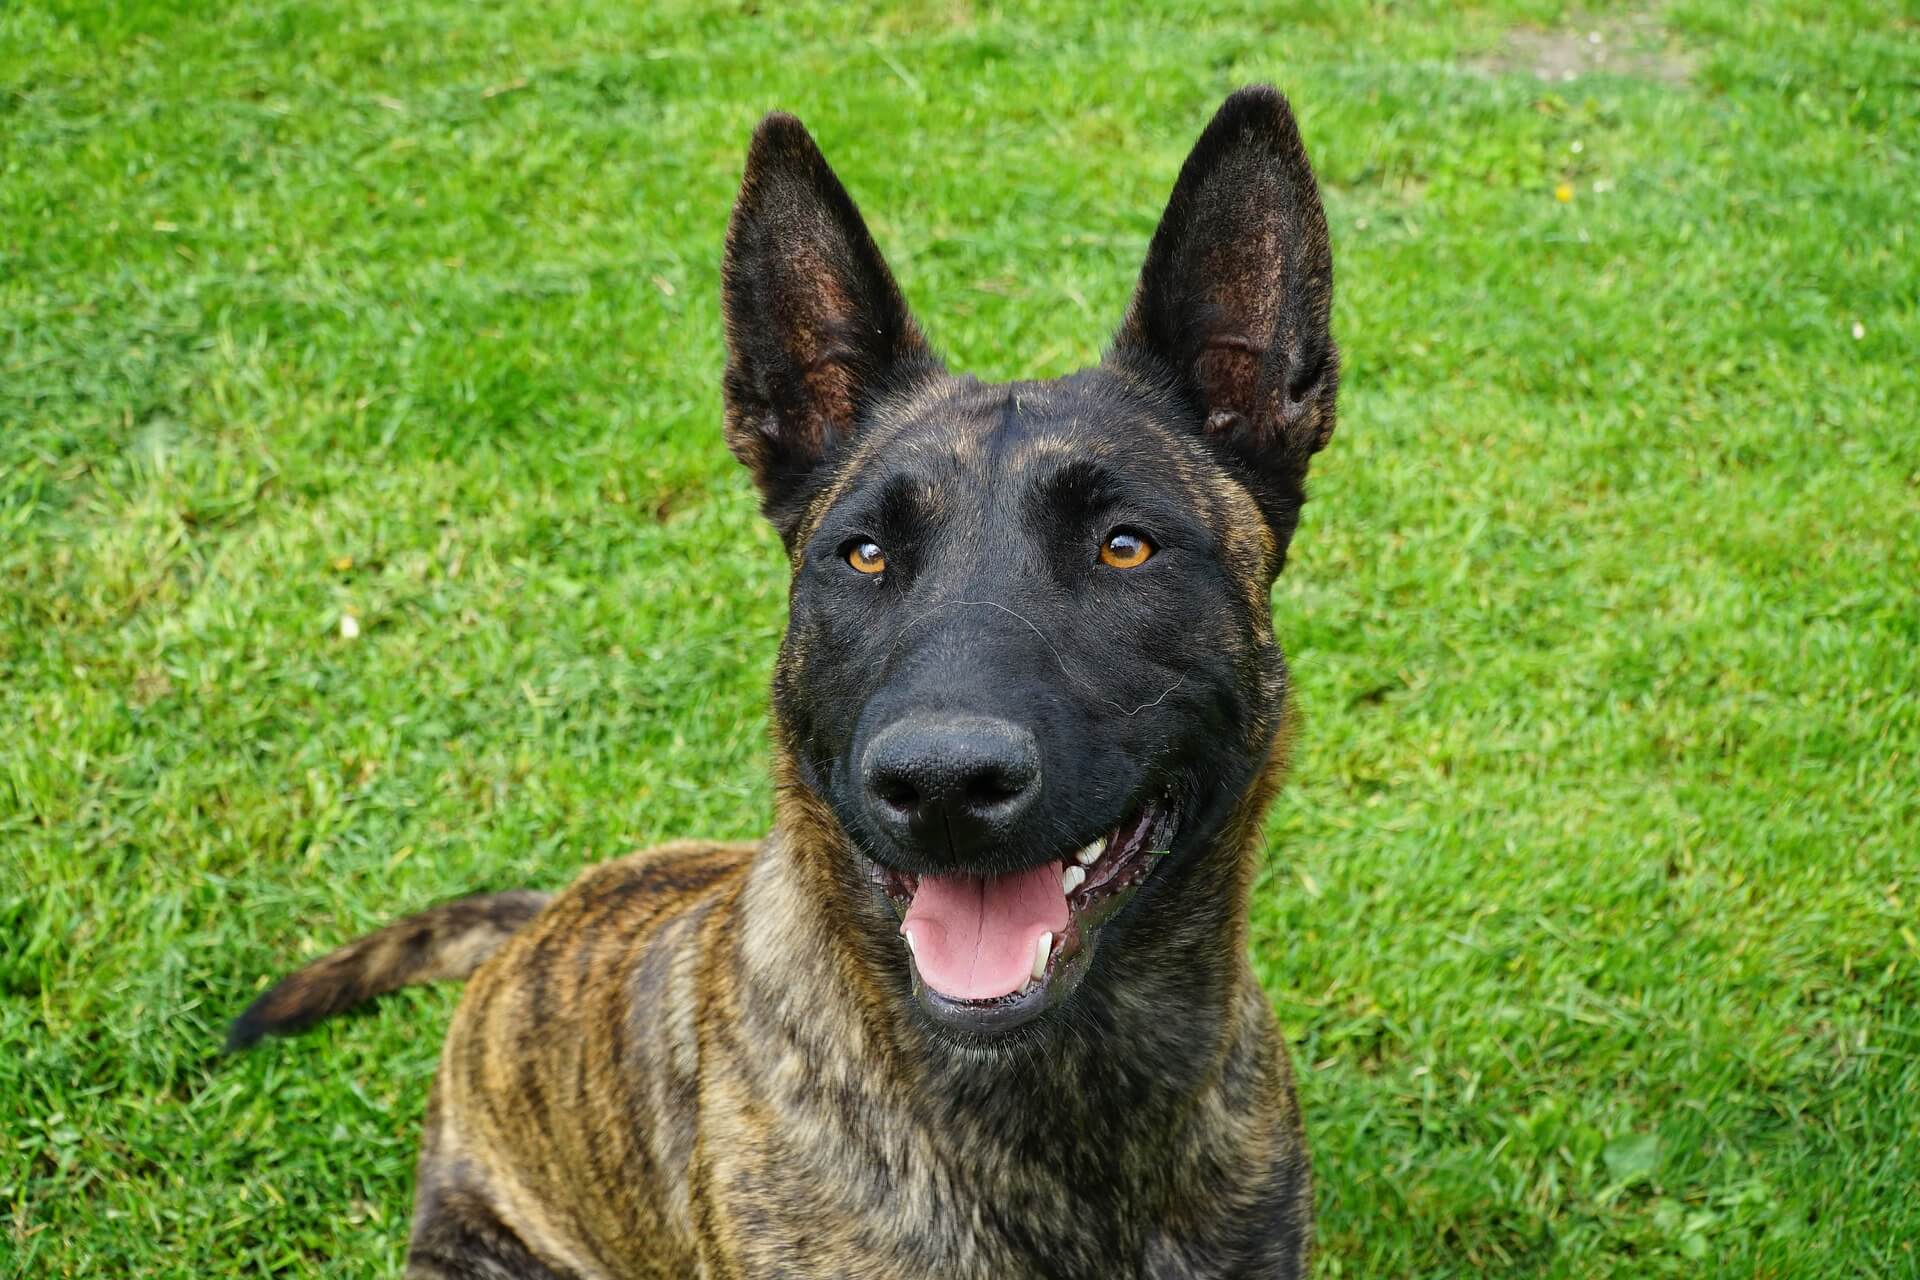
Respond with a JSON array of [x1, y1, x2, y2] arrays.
[[868, 805, 1178, 1031]]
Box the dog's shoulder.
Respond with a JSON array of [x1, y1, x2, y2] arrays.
[[522, 837, 754, 928]]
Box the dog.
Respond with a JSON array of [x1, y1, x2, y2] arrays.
[[229, 84, 1340, 1279]]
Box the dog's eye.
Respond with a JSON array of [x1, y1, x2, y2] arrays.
[[847, 541, 887, 575], [1099, 529, 1154, 570]]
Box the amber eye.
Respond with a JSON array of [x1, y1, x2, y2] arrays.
[[847, 541, 887, 575], [1099, 529, 1154, 569]]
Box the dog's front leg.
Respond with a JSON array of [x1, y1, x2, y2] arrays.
[[406, 1186, 589, 1280]]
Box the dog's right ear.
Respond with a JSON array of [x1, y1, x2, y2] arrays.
[[721, 114, 941, 541]]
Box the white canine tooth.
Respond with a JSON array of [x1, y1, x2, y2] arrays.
[[1061, 865, 1086, 895], [1075, 838, 1105, 866], [1031, 932, 1051, 982]]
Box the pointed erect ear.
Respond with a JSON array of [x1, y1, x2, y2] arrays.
[[722, 113, 941, 540], [1112, 87, 1338, 516]]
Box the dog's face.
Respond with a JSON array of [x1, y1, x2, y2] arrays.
[[722, 88, 1336, 1037]]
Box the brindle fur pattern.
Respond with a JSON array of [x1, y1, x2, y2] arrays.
[[232, 85, 1339, 1278]]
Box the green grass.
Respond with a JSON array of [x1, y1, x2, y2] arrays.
[[3, 0, 1915, 1274]]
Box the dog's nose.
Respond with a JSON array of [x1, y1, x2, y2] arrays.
[[862, 713, 1041, 857]]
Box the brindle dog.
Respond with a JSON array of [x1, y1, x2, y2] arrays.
[[230, 85, 1340, 1279]]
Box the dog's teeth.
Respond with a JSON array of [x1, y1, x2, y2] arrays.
[[1031, 932, 1051, 982], [1061, 865, 1086, 895], [1075, 839, 1105, 866]]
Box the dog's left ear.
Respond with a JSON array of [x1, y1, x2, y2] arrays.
[[722, 113, 942, 540], [1111, 86, 1338, 525]]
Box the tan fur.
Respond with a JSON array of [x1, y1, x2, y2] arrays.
[[396, 757, 1308, 1278]]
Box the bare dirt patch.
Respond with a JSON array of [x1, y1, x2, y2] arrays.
[[1476, 13, 1696, 87]]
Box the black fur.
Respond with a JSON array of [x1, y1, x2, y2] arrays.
[[230, 86, 1339, 1279], [723, 85, 1337, 1044]]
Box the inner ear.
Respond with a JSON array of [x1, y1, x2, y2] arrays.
[[722, 114, 942, 539], [1112, 86, 1338, 478]]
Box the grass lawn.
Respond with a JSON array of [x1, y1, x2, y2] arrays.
[[4, 0, 1915, 1274]]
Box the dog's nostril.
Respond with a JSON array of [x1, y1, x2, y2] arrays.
[[872, 774, 921, 814], [961, 767, 1029, 813]]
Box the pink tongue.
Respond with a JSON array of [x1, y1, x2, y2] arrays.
[[901, 862, 1069, 1001]]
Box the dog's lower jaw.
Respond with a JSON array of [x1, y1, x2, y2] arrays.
[[756, 773, 1264, 1084], [867, 803, 1183, 1034], [769, 724, 1286, 1055]]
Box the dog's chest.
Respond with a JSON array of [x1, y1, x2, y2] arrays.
[[687, 1098, 1301, 1280], [700, 1138, 1153, 1279]]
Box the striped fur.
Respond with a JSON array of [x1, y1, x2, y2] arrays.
[[232, 85, 1338, 1278]]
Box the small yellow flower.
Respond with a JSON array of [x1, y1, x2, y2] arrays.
[[1554, 182, 1575, 203]]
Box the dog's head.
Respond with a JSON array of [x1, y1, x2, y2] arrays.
[[723, 88, 1336, 1038]]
